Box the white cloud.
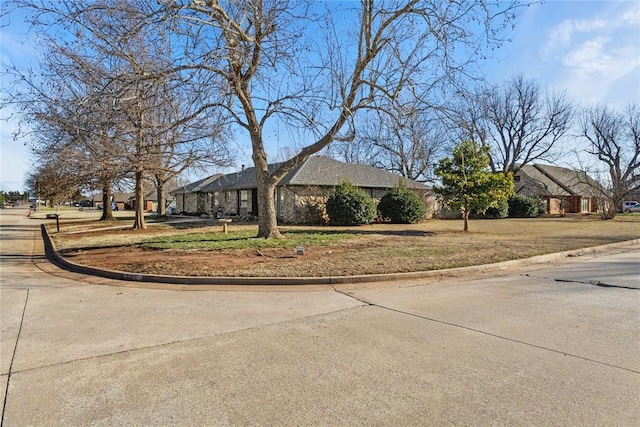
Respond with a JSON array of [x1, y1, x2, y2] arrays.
[[560, 36, 640, 105], [548, 20, 575, 48], [622, 8, 640, 25], [539, 2, 640, 106], [573, 19, 608, 32], [562, 36, 611, 74], [543, 18, 608, 55]]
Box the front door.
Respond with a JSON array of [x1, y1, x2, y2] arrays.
[[251, 189, 258, 216]]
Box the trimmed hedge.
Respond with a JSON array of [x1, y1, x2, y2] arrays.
[[326, 181, 376, 226], [378, 185, 426, 223]]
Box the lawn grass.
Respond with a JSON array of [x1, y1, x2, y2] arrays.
[[143, 228, 357, 250], [51, 215, 640, 277]]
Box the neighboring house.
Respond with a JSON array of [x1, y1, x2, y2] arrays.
[[171, 174, 223, 215], [514, 164, 601, 214], [127, 192, 157, 212], [91, 192, 134, 210], [171, 156, 432, 224]]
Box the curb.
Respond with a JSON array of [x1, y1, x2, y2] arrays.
[[41, 224, 640, 287]]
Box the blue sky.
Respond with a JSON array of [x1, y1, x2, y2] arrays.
[[1, 1, 639, 192], [483, 1, 639, 107]]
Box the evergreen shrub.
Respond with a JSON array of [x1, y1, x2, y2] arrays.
[[378, 184, 426, 223], [475, 199, 509, 219], [508, 194, 543, 218], [326, 181, 376, 226]]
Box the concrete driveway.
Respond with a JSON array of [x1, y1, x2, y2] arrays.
[[1, 208, 638, 425]]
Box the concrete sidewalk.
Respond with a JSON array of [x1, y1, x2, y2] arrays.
[[1, 209, 364, 423], [1, 208, 638, 425]]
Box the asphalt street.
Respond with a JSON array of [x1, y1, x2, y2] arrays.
[[1, 208, 638, 426]]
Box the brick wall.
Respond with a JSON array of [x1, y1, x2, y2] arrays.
[[179, 185, 434, 222], [218, 191, 239, 216], [280, 186, 331, 224]]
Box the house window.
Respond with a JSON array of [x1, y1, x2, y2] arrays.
[[514, 175, 521, 183], [225, 191, 230, 202], [581, 197, 590, 213], [240, 190, 248, 209]]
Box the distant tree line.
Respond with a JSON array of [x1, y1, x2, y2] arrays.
[[0, 191, 30, 204]]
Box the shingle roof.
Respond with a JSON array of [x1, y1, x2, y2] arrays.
[[126, 191, 159, 201], [198, 156, 429, 192], [91, 192, 134, 202], [516, 164, 601, 196], [170, 173, 223, 195], [285, 156, 427, 189]]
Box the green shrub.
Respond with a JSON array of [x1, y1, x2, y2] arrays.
[[474, 198, 509, 219], [378, 184, 426, 223], [326, 181, 376, 226], [508, 194, 543, 218]]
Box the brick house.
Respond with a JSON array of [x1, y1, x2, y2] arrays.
[[91, 192, 134, 210], [171, 174, 223, 215], [127, 192, 157, 212], [171, 156, 432, 224], [514, 164, 601, 214]]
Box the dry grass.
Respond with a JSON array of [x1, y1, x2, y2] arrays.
[[49, 214, 640, 277]]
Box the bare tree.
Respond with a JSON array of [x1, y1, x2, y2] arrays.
[[144, 81, 232, 217], [332, 102, 450, 182], [73, 2, 178, 229], [25, 149, 84, 209], [10, 0, 231, 227], [449, 85, 491, 151], [325, 138, 379, 167], [578, 103, 640, 219], [162, 0, 523, 238], [457, 75, 574, 173], [2, 40, 131, 221]]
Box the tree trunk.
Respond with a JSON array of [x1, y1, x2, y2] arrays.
[[133, 170, 147, 229], [463, 210, 469, 232], [600, 199, 618, 220], [99, 184, 114, 221], [255, 168, 282, 239], [156, 180, 166, 217]]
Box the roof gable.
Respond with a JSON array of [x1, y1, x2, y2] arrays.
[[170, 173, 223, 194], [516, 164, 601, 196]]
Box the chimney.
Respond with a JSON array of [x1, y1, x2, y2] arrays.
[[241, 165, 245, 171]]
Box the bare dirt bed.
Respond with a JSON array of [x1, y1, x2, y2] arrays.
[[51, 216, 640, 278]]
